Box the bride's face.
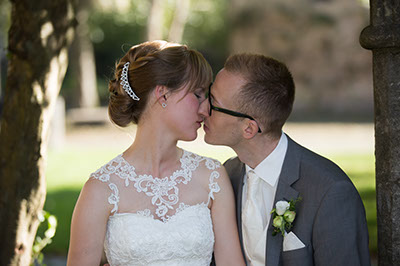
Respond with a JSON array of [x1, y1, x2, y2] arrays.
[[163, 86, 206, 141]]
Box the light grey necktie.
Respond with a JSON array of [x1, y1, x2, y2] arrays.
[[242, 170, 263, 264]]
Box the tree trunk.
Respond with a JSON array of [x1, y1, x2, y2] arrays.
[[360, 0, 400, 265], [147, 0, 164, 41], [70, 0, 99, 108], [168, 0, 190, 43], [0, 1, 75, 265]]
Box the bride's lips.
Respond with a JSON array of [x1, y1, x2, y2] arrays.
[[196, 120, 202, 128]]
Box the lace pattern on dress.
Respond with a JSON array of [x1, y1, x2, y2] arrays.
[[91, 150, 221, 222], [207, 170, 221, 205], [108, 183, 119, 214]]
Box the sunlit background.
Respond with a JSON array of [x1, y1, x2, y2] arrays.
[[0, 0, 375, 264]]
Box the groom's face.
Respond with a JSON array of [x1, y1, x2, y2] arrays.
[[198, 68, 246, 147]]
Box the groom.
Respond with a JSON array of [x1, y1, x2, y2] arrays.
[[200, 53, 371, 266]]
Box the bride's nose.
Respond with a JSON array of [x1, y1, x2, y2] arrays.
[[198, 99, 210, 118]]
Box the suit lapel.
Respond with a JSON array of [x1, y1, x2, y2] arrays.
[[236, 164, 245, 244], [265, 136, 301, 266], [224, 158, 246, 258], [235, 163, 246, 257]]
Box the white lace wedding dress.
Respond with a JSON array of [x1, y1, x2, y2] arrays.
[[90, 150, 221, 266]]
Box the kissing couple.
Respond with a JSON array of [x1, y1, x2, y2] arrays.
[[67, 40, 371, 266]]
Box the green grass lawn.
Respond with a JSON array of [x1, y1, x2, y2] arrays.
[[41, 147, 376, 257]]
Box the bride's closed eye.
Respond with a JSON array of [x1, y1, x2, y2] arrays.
[[194, 90, 206, 102]]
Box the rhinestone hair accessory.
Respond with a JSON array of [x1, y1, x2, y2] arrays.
[[120, 62, 140, 101]]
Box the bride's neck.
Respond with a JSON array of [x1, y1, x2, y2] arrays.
[[123, 122, 181, 176]]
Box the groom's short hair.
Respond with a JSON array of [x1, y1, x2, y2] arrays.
[[224, 53, 295, 137]]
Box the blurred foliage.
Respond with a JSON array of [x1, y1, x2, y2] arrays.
[[183, 0, 230, 71], [61, 0, 229, 107], [359, 0, 369, 7], [0, 0, 11, 100], [0, 0, 10, 46], [31, 210, 58, 266]]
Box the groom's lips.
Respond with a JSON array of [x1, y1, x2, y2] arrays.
[[203, 124, 209, 133]]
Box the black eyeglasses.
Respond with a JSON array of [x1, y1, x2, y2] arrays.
[[206, 83, 262, 133]]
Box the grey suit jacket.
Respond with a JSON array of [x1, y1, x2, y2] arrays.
[[224, 135, 371, 266]]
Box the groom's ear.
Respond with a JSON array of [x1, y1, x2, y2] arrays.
[[242, 120, 259, 139]]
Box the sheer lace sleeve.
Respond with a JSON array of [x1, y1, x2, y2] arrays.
[[204, 158, 221, 205], [89, 155, 133, 215]]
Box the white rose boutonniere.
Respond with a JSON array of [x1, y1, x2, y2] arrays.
[[275, 201, 290, 215], [271, 197, 301, 236]]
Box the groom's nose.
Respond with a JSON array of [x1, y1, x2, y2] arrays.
[[198, 99, 210, 118]]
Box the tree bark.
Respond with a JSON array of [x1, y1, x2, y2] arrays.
[[360, 0, 400, 265], [0, 1, 75, 265]]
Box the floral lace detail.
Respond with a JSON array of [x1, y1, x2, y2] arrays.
[[90, 150, 221, 222], [108, 183, 119, 214], [91, 155, 137, 186], [208, 171, 221, 203], [205, 157, 220, 170]]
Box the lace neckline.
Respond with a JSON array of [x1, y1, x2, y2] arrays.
[[116, 150, 203, 222], [119, 149, 186, 181], [91, 149, 221, 223]]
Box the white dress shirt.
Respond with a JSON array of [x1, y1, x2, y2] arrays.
[[242, 133, 288, 266]]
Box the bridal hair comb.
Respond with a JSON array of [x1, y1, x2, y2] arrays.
[[120, 62, 140, 101]]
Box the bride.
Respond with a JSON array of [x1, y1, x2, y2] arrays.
[[67, 40, 245, 266]]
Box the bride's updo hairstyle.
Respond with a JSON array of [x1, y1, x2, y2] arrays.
[[108, 40, 213, 127]]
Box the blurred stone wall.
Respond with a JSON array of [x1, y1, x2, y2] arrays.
[[229, 0, 372, 121]]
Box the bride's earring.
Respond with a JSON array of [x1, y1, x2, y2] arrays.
[[161, 95, 167, 108]]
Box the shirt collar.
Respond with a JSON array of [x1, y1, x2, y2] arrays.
[[245, 132, 288, 187]]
